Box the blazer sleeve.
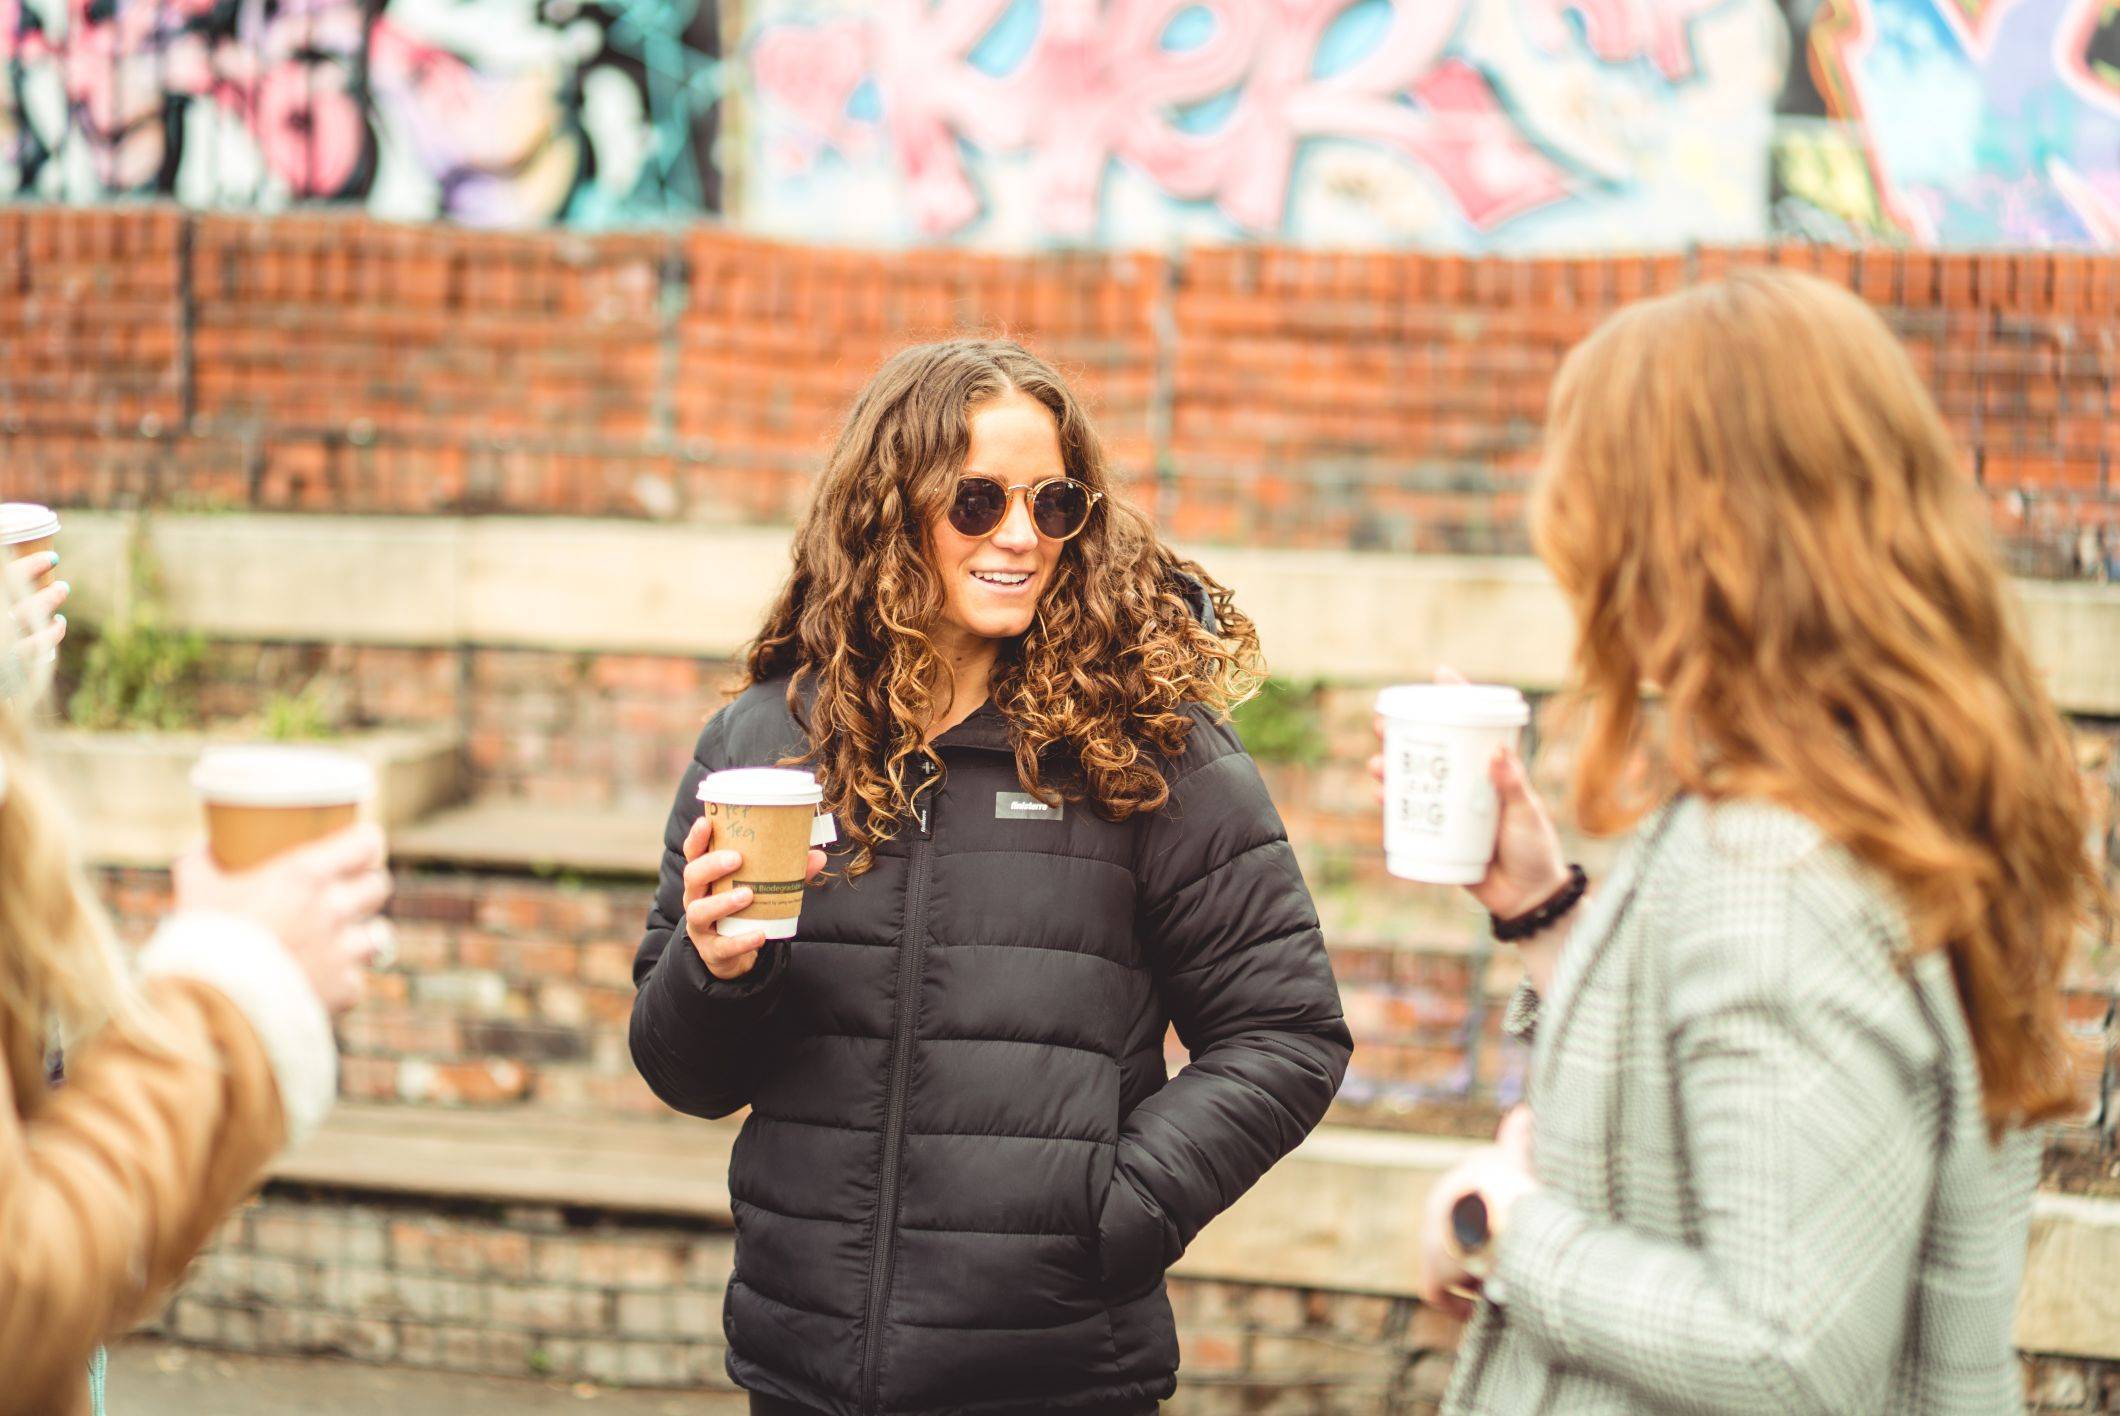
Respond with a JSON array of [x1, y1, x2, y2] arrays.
[[628, 709, 793, 1119], [1492, 873, 1944, 1415], [0, 915, 331, 1411], [1097, 739, 1353, 1293]]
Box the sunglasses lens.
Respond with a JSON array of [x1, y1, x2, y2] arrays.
[[1032, 480, 1092, 539], [948, 477, 1008, 537]]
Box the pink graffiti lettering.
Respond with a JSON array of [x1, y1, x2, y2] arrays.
[[0, 0, 384, 196], [1524, 0, 1731, 82], [1402, 60, 1575, 229], [750, 19, 871, 165], [749, 0, 1576, 239], [0, 0, 587, 220], [250, 54, 368, 195], [860, 0, 1026, 238], [1009, 0, 1270, 233]]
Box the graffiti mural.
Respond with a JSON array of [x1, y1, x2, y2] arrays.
[[0, 0, 723, 225], [4, 0, 2117, 246], [732, 0, 2120, 249], [735, 0, 1789, 249], [1778, 0, 2120, 245]]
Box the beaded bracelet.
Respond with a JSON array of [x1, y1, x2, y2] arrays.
[[1491, 864, 1588, 942]]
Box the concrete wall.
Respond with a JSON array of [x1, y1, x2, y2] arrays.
[[2016, 1193, 2120, 1364]]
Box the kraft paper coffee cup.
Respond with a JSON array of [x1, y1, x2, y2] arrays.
[[697, 768, 828, 939], [1376, 684, 1531, 886], [192, 746, 375, 870], [1, 503, 59, 589]]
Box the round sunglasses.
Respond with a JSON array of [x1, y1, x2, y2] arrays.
[[947, 475, 1104, 542]]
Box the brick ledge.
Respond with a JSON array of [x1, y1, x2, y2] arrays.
[[274, 1102, 2120, 1359], [274, 1103, 1476, 1295]]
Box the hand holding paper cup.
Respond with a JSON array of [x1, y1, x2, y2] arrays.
[[1, 503, 59, 590], [2, 504, 66, 668], [695, 768, 832, 940], [182, 745, 392, 1012], [1375, 683, 1530, 886], [192, 745, 376, 870]]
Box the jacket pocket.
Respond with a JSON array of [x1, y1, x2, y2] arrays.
[[1094, 1166, 1172, 1301]]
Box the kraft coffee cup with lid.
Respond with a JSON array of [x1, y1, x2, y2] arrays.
[[1, 503, 59, 590], [1376, 684, 1531, 886], [192, 745, 376, 871], [697, 768, 831, 939]]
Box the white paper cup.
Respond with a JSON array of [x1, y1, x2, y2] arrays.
[[1376, 684, 1530, 886], [697, 768, 826, 939], [192, 745, 376, 870], [1, 503, 59, 589]]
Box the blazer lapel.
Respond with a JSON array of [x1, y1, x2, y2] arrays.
[[1532, 798, 1682, 1092]]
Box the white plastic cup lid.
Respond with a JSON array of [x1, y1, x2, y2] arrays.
[[0, 503, 60, 545], [1375, 683, 1530, 729], [192, 746, 376, 807], [698, 767, 824, 808]]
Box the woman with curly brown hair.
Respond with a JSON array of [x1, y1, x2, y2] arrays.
[[629, 340, 1351, 1415]]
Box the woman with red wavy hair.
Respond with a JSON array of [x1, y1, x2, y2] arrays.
[[1416, 270, 2099, 1413]]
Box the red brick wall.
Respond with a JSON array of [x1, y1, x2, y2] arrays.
[[89, 640, 2119, 1132], [96, 860, 1536, 1124], [6, 208, 2116, 574], [173, 642, 722, 812]]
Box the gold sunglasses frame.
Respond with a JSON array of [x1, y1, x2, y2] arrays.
[[948, 476, 1105, 543]]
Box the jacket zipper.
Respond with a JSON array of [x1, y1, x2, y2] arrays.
[[860, 756, 936, 1411]]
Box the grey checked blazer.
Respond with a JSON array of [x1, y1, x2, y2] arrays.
[[1445, 796, 2040, 1415]]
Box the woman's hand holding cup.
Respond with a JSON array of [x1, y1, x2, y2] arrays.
[[683, 814, 829, 981], [172, 822, 394, 1016], [1466, 738, 1570, 919], [4, 552, 66, 664], [1369, 666, 1569, 917]]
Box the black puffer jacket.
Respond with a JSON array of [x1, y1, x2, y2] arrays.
[[630, 681, 1351, 1414]]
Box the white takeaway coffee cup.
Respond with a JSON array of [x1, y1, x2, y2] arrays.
[[1, 503, 60, 589], [697, 768, 832, 939], [192, 745, 377, 871], [1376, 684, 1531, 886]]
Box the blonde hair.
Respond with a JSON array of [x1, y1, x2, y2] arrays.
[[0, 577, 155, 1113], [1534, 269, 2098, 1133]]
